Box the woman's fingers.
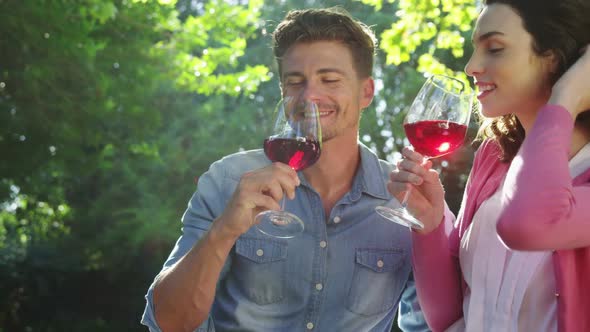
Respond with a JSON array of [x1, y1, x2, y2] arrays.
[[401, 146, 425, 163], [387, 180, 411, 196], [391, 168, 424, 185]]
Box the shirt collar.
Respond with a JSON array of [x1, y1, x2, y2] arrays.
[[298, 142, 392, 201], [350, 142, 391, 201]]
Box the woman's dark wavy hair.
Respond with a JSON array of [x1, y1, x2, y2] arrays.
[[478, 0, 590, 161]]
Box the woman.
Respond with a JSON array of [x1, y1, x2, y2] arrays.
[[388, 0, 590, 331]]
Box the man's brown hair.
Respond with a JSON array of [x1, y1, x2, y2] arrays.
[[272, 7, 377, 79]]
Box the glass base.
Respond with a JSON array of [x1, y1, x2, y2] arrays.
[[375, 206, 425, 230], [255, 210, 304, 238]]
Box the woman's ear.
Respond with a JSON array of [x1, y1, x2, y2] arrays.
[[544, 50, 560, 76]]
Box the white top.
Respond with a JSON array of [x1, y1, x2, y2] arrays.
[[449, 142, 590, 332]]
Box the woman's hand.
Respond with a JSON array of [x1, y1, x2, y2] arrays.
[[387, 147, 446, 234], [549, 45, 590, 117]]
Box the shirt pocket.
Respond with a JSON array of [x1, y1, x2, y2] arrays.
[[346, 248, 406, 316], [233, 237, 288, 305]]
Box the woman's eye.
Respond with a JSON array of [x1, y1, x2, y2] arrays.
[[488, 48, 504, 54]]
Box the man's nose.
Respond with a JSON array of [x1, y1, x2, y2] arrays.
[[301, 81, 322, 103]]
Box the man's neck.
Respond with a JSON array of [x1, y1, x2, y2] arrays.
[[303, 135, 360, 216]]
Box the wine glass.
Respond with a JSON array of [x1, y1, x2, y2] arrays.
[[255, 96, 322, 238], [376, 74, 473, 229]]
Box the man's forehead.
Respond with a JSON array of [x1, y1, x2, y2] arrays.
[[281, 44, 353, 74]]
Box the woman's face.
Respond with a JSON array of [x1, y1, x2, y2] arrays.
[[465, 4, 555, 124]]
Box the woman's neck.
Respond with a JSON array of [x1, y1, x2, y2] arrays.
[[570, 122, 590, 159]]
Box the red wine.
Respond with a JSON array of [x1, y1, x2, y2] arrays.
[[404, 120, 467, 158], [264, 137, 321, 171]]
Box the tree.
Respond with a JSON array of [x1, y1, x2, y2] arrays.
[[365, 0, 479, 212], [0, 0, 479, 330], [0, 0, 267, 330]]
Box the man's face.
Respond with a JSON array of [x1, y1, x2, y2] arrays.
[[280, 41, 374, 143]]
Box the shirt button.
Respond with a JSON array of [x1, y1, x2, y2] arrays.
[[256, 249, 264, 257], [333, 216, 341, 224], [555, 293, 560, 298], [377, 259, 384, 268], [319, 241, 327, 248], [306, 322, 314, 330], [315, 283, 323, 291]]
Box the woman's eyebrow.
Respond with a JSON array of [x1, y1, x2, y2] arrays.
[[472, 30, 505, 44]]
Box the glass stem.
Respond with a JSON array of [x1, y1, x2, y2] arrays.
[[400, 186, 413, 209], [280, 195, 286, 211], [400, 155, 426, 209]]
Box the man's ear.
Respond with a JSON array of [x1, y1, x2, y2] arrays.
[[360, 77, 375, 110]]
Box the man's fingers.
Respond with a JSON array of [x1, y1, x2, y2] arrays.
[[239, 163, 300, 207], [271, 162, 300, 185], [238, 192, 281, 212], [265, 164, 299, 199], [253, 193, 281, 212]]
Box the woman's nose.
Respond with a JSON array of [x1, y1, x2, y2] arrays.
[[464, 52, 483, 77]]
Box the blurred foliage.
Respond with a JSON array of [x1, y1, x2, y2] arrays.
[[0, 0, 478, 331]]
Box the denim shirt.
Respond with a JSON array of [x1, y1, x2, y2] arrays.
[[142, 143, 429, 332]]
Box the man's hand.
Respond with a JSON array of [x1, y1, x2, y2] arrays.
[[212, 162, 300, 240]]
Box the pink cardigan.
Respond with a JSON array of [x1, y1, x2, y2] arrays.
[[412, 104, 590, 332]]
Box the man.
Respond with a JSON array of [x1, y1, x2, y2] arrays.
[[142, 7, 428, 332]]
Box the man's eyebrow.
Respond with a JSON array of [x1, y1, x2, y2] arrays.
[[283, 68, 347, 79], [472, 31, 505, 44], [283, 72, 304, 79], [317, 68, 346, 75]]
